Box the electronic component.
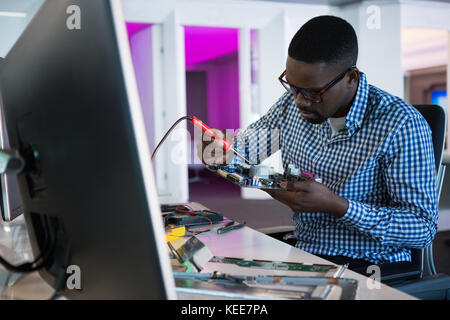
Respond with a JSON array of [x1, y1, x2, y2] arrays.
[[168, 236, 213, 272], [174, 264, 357, 300], [163, 208, 223, 227], [209, 256, 336, 273], [216, 221, 246, 235], [161, 204, 190, 212], [206, 163, 322, 190]]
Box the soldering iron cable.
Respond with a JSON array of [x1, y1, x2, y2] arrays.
[[151, 115, 249, 163]]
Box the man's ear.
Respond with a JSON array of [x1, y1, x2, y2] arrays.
[[346, 69, 359, 87]]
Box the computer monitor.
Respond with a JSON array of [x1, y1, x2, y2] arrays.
[[0, 71, 24, 222], [0, 0, 176, 299]]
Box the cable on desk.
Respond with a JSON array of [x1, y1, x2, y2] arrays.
[[175, 205, 220, 216], [175, 205, 198, 215], [0, 215, 56, 273], [186, 216, 213, 236]]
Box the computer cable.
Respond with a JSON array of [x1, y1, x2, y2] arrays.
[[174, 205, 219, 216], [174, 205, 199, 215], [185, 216, 213, 236], [0, 215, 55, 273]]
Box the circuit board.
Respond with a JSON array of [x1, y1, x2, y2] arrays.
[[209, 256, 335, 273], [206, 163, 322, 190]]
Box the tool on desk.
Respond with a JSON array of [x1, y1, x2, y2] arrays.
[[165, 226, 186, 242], [168, 236, 212, 272], [221, 220, 235, 229], [216, 220, 246, 235], [161, 204, 190, 213], [319, 263, 349, 299], [151, 115, 249, 164], [163, 206, 223, 229]]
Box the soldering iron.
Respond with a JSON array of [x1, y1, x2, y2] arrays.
[[151, 115, 249, 164]]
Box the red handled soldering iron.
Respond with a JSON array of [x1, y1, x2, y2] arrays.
[[190, 116, 249, 164], [151, 116, 249, 164]]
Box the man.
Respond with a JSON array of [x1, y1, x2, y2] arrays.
[[197, 16, 437, 277]]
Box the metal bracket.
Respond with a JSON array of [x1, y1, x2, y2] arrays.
[[0, 150, 25, 174]]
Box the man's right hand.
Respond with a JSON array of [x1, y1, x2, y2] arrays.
[[196, 128, 235, 165]]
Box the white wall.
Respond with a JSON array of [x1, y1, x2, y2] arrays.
[[0, 0, 44, 58], [402, 28, 448, 71], [122, 0, 327, 29], [336, 0, 403, 98], [0, 17, 28, 58], [400, 1, 450, 72], [129, 26, 155, 153], [401, 0, 450, 30], [161, 12, 189, 203]]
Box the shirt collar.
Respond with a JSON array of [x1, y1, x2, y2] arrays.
[[343, 72, 369, 136]]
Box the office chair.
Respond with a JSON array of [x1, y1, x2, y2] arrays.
[[389, 104, 450, 299], [260, 104, 450, 299]]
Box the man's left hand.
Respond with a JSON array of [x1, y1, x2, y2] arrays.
[[263, 180, 349, 218]]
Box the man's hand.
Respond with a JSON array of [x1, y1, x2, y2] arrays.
[[196, 128, 234, 165], [263, 180, 349, 218]]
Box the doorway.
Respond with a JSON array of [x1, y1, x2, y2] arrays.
[[183, 26, 241, 200]]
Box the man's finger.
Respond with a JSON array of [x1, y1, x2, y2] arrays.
[[267, 189, 305, 212], [266, 189, 297, 203], [282, 180, 313, 192], [262, 188, 276, 196], [204, 128, 224, 142]]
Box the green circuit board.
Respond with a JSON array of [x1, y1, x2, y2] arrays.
[[206, 164, 322, 190], [209, 256, 336, 273]]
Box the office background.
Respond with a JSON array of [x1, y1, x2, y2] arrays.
[[0, 0, 449, 274]]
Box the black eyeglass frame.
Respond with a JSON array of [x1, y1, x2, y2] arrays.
[[279, 65, 357, 103]]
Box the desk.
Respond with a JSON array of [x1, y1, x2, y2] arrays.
[[190, 223, 414, 299], [177, 202, 416, 300], [0, 202, 415, 300]]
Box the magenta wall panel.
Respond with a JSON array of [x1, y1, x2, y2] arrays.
[[184, 26, 239, 66], [185, 26, 240, 131]]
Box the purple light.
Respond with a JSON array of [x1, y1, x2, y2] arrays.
[[184, 26, 240, 130], [126, 23, 241, 133], [184, 26, 239, 66], [126, 22, 152, 38]]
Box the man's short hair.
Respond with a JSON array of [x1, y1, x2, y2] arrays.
[[288, 15, 358, 68]]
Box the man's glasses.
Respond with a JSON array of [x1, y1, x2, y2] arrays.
[[279, 66, 357, 103]]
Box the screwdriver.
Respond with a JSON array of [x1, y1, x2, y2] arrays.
[[217, 220, 246, 235], [191, 116, 250, 164]]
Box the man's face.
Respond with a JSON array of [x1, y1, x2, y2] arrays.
[[285, 57, 358, 124]]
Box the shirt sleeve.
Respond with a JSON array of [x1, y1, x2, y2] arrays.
[[340, 113, 438, 249], [232, 92, 291, 165]]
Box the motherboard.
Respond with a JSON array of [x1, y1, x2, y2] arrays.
[[206, 163, 322, 190]]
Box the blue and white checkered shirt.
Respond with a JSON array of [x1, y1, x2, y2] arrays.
[[234, 72, 438, 264]]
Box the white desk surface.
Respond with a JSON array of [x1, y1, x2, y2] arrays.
[[0, 202, 416, 300], [186, 202, 415, 300], [195, 223, 415, 300]]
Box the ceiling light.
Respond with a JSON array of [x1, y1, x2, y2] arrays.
[[0, 11, 27, 18]]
